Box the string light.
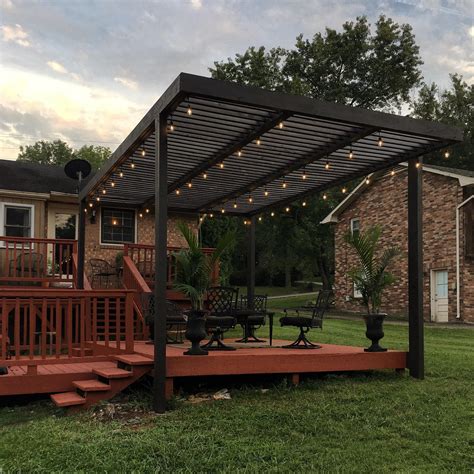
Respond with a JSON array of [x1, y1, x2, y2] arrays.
[[145, 208, 150, 214], [233, 201, 238, 209], [282, 180, 287, 189], [390, 169, 395, 177], [237, 150, 242, 157], [119, 169, 124, 178], [219, 162, 224, 169], [199, 217, 203, 223], [221, 208, 225, 214], [365, 177, 370, 185], [278, 121, 284, 129], [348, 148, 354, 160], [271, 211, 275, 217], [378, 133, 384, 147], [131, 159, 135, 169], [111, 180, 115, 187], [167, 117, 175, 132], [139, 213, 143, 218], [302, 168, 307, 180], [342, 187, 347, 193], [209, 213, 214, 218], [258, 216, 262, 222], [112, 219, 118, 226], [88, 202, 93, 208], [141, 149, 146, 157], [187, 182, 192, 189], [84, 208, 87, 213], [175, 189, 180, 195], [203, 172, 207, 179], [102, 188, 106, 195], [96, 196, 100, 202], [187, 101, 192, 116], [325, 160, 330, 170], [302, 201, 307, 207], [323, 193, 327, 200], [444, 150, 450, 158], [256, 138, 261, 146], [416, 162, 421, 169], [285, 207, 290, 212], [264, 187, 269, 197], [248, 194, 253, 204]]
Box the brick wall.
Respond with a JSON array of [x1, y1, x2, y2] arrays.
[[84, 207, 197, 270], [333, 168, 473, 323]]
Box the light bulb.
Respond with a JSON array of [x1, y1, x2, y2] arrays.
[[187, 182, 192, 188], [119, 170, 124, 178], [256, 138, 261, 146], [390, 170, 395, 177], [221, 208, 225, 214], [271, 212, 275, 217], [112, 219, 118, 226], [237, 150, 242, 157], [264, 188, 269, 197], [139, 213, 143, 218], [416, 162, 421, 168], [348, 149, 354, 160], [285, 207, 290, 212], [302, 201, 307, 206], [209, 213, 214, 218], [145, 208, 150, 213], [325, 161, 330, 170], [187, 103, 192, 116], [175, 189, 180, 195], [278, 121, 284, 129], [88, 202, 93, 208], [258, 216, 262, 222], [282, 181, 287, 189], [378, 135, 383, 147], [141, 149, 146, 157], [342, 187, 347, 193], [248, 195, 253, 203], [444, 150, 450, 158], [302, 169, 307, 180], [131, 160, 135, 169], [219, 162, 224, 169], [203, 172, 207, 179], [111, 181, 115, 187], [96, 196, 100, 202], [323, 194, 327, 200], [102, 188, 106, 194], [233, 202, 238, 209], [365, 177, 370, 185]]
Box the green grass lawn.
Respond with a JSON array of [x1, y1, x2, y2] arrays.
[[237, 285, 318, 297], [1, 320, 473, 473]]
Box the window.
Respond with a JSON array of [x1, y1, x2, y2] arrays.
[[2, 204, 34, 238], [101, 208, 136, 245], [350, 218, 360, 237]]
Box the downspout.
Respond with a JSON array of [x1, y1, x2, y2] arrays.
[[456, 195, 474, 319]]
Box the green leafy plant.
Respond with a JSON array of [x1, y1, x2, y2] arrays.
[[173, 222, 235, 310], [345, 225, 400, 315]]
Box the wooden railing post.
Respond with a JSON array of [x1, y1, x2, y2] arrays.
[[125, 291, 134, 353]]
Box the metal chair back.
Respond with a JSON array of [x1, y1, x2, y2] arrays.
[[309, 290, 332, 328], [240, 294, 268, 313], [207, 286, 239, 315]]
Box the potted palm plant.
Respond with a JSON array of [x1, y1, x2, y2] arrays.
[[345, 225, 399, 352], [174, 221, 235, 356]]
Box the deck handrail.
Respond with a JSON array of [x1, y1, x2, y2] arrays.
[[0, 288, 136, 363], [0, 236, 78, 286]]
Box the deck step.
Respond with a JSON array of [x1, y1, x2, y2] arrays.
[[92, 367, 132, 379], [114, 354, 154, 366], [51, 392, 86, 407], [73, 379, 111, 392]]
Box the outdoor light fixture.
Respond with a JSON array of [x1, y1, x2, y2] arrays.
[[378, 133, 384, 147], [348, 148, 354, 159], [416, 162, 421, 168], [96, 196, 100, 202], [209, 213, 214, 218], [88, 202, 93, 208], [84, 208, 87, 213], [139, 213, 143, 218], [258, 216, 262, 222], [444, 150, 450, 158]]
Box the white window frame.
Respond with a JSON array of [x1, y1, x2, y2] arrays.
[[353, 282, 362, 299], [99, 207, 137, 247], [350, 218, 360, 236], [0, 202, 35, 246]]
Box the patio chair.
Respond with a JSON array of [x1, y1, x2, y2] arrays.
[[9, 252, 45, 283], [142, 294, 188, 343], [236, 294, 269, 343], [89, 258, 117, 288], [279, 290, 332, 349], [202, 286, 238, 351]]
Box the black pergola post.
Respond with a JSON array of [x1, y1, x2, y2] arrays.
[[407, 157, 424, 379], [247, 216, 256, 309], [77, 198, 86, 289], [153, 114, 168, 413]]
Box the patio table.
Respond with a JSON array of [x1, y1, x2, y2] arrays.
[[231, 308, 274, 346]]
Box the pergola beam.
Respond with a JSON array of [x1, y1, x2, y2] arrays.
[[198, 125, 378, 211]]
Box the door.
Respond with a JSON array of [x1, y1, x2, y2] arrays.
[[54, 213, 77, 274], [432, 270, 449, 322]]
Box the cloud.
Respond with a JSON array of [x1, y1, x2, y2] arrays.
[[114, 77, 138, 90], [1, 23, 30, 47], [47, 60, 68, 74], [191, 0, 202, 10]]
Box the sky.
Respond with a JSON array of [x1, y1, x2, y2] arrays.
[[0, 0, 472, 161]]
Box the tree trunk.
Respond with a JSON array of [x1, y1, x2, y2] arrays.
[[316, 245, 332, 291]]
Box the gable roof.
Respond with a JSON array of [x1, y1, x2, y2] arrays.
[[0, 159, 93, 196], [321, 163, 474, 224]]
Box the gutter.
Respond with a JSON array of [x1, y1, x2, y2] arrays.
[[456, 195, 474, 319]]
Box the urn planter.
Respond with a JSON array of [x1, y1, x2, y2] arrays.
[[363, 314, 387, 352], [184, 310, 209, 356]]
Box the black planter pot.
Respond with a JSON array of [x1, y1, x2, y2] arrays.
[[363, 314, 388, 352], [184, 310, 209, 356]]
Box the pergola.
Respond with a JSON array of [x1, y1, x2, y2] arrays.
[[78, 73, 463, 412]]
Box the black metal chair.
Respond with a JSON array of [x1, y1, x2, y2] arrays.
[[9, 252, 45, 285], [280, 290, 332, 349], [236, 294, 268, 343], [202, 286, 238, 351], [89, 258, 117, 288], [142, 294, 187, 344]]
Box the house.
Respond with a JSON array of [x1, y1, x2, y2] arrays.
[[322, 163, 474, 323]]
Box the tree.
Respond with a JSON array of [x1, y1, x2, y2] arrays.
[[18, 140, 111, 170], [208, 15, 423, 288], [411, 74, 473, 170], [211, 15, 423, 111]]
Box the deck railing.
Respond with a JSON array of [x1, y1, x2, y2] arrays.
[[124, 243, 219, 287], [0, 236, 77, 287], [0, 289, 135, 363]]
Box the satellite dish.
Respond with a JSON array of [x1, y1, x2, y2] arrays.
[[64, 159, 92, 192]]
